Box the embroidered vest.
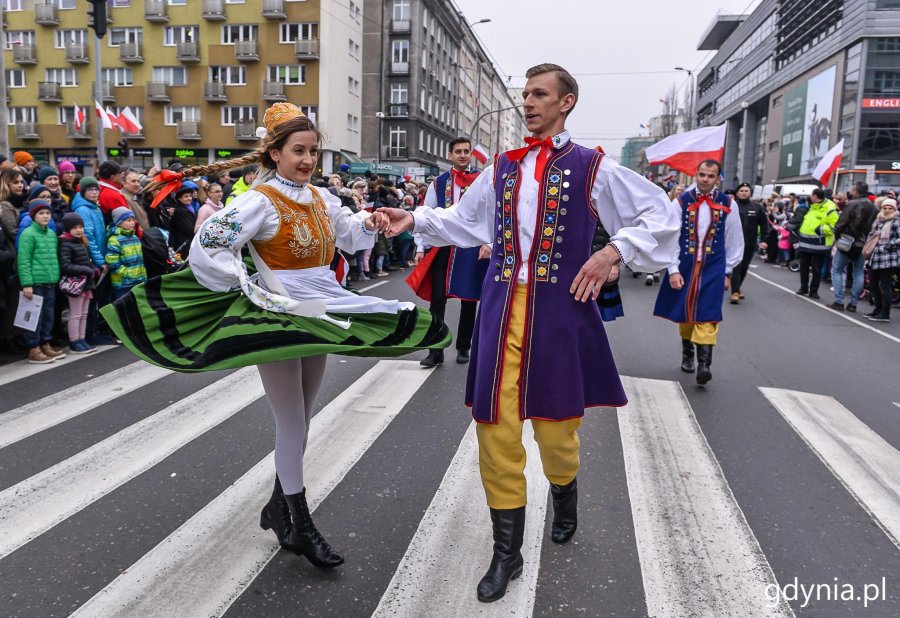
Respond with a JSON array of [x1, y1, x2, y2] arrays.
[[433, 169, 477, 209], [250, 184, 335, 270]]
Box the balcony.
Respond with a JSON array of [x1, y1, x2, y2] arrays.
[[389, 104, 409, 117], [390, 61, 409, 74], [175, 40, 200, 62], [383, 146, 409, 159], [15, 123, 40, 140], [294, 39, 319, 59], [262, 0, 286, 19], [120, 42, 144, 63], [12, 44, 37, 65], [144, 0, 168, 23], [65, 42, 90, 64], [235, 40, 259, 62], [146, 81, 170, 102], [262, 80, 287, 102], [235, 120, 259, 141], [202, 0, 226, 20], [203, 82, 227, 102], [176, 120, 202, 140], [34, 3, 59, 26], [92, 82, 116, 103], [66, 120, 92, 140], [38, 82, 62, 103], [391, 19, 411, 33]]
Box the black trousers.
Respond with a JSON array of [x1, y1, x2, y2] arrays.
[[798, 251, 825, 294], [870, 267, 896, 318], [429, 246, 478, 353], [730, 242, 756, 294]]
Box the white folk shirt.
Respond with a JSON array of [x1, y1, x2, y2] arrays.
[[411, 131, 681, 284], [415, 172, 468, 251], [665, 193, 746, 276]]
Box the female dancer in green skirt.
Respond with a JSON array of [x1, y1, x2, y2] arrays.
[[102, 103, 450, 568]]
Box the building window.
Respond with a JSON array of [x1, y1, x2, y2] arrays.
[[349, 0, 361, 23], [389, 126, 407, 157], [299, 105, 317, 123], [57, 107, 79, 125], [392, 40, 409, 63], [1, 1, 23, 11], [268, 65, 306, 85], [221, 25, 257, 44], [348, 77, 360, 96], [222, 106, 257, 126], [110, 0, 132, 6], [167, 0, 187, 5], [152, 66, 188, 86], [391, 83, 408, 104], [346, 114, 359, 132], [4, 30, 35, 49], [164, 106, 200, 126], [280, 23, 318, 43], [209, 66, 246, 85], [54, 29, 88, 48], [393, 0, 410, 21], [6, 69, 25, 88], [45, 68, 78, 87], [871, 70, 900, 96], [52, 0, 78, 8], [163, 26, 198, 46], [108, 27, 143, 46], [348, 39, 360, 60], [876, 0, 900, 8], [102, 67, 134, 87], [9, 107, 36, 124]]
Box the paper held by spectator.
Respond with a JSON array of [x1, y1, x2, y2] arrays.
[[14, 292, 43, 332]]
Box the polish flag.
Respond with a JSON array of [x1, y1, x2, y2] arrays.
[[116, 106, 143, 134], [472, 143, 489, 165], [812, 139, 844, 187], [106, 107, 121, 130], [73, 104, 86, 132], [646, 124, 727, 176], [95, 101, 113, 129]]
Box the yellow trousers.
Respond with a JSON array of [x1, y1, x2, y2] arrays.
[[679, 322, 719, 345], [476, 286, 582, 509]]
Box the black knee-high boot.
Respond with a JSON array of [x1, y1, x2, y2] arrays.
[[550, 478, 578, 543], [283, 489, 344, 568], [477, 507, 526, 603], [681, 339, 695, 373], [696, 345, 713, 385], [259, 474, 293, 548]]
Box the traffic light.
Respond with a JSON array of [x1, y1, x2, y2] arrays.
[[117, 139, 128, 151], [87, 0, 108, 39]]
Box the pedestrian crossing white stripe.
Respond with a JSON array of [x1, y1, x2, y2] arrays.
[[0, 367, 263, 561], [619, 377, 794, 617], [760, 388, 900, 548], [71, 360, 434, 618], [0, 345, 117, 388], [0, 361, 171, 450], [372, 421, 547, 618]]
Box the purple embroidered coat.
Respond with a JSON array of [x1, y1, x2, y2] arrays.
[[464, 143, 628, 423]]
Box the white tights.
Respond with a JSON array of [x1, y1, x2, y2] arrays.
[[256, 355, 328, 495]]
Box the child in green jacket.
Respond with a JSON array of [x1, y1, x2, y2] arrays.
[[105, 207, 147, 301]]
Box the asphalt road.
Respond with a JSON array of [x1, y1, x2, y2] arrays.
[[0, 255, 897, 618]]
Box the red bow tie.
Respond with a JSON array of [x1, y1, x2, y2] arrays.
[[688, 193, 730, 213], [507, 136, 555, 182], [451, 169, 479, 188]]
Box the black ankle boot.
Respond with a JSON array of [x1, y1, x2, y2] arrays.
[[259, 475, 292, 548], [550, 478, 577, 544], [283, 489, 344, 568], [477, 507, 526, 603], [680, 339, 695, 373], [696, 344, 713, 385]]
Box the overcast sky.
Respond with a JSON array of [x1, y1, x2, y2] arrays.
[[452, 0, 763, 157]]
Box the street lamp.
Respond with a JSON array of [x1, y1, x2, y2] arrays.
[[468, 18, 491, 27], [674, 66, 694, 131], [375, 111, 386, 164]]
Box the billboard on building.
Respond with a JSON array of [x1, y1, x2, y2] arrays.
[[779, 66, 837, 178]]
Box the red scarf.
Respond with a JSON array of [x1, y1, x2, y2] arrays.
[[506, 136, 555, 182], [451, 169, 479, 188]]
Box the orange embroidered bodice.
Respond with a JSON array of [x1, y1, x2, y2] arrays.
[[250, 184, 336, 270]]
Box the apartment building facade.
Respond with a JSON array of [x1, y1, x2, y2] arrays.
[[3, 0, 364, 174]]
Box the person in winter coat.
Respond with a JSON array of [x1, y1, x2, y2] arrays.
[[224, 165, 257, 205], [17, 200, 65, 363], [58, 161, 79, 204], [58, 212, 100, 353], [788, 188, 838, 298], [105, 207, 147, 301], [71, 177, 107, 272], [729, 183, 769, 304], [0, 168, 26, 350], [38, 166, 71, 227], [865, 198, 900, 323], [194, 182, 225, 233], [168, 186, 198, 259], [830, 182, 877, 312], [0, 225, 14, 344]]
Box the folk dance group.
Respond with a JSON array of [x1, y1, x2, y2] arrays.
[[104, 63, 743, 602]]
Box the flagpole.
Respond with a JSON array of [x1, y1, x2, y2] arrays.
[[93, 34, 105, 165]]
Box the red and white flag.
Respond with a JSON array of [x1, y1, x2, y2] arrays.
[[472, 143, 489, 165], [116, 106, 143, 134], [95, 101, 113, 130], [73, 104, 86, 132], [812, 139, 844, 187], [646, 124, 727, 176], [105, 107, 121, 130]]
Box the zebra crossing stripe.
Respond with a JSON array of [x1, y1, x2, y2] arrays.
[[0, 345, 118, 388], [71, 360, 434, 618], [0, 367, 264, 561], [760, 388, 900, 548], [619, 377, 794, 617], [372, 421, 547, 617], [0, 361, 172, 450]]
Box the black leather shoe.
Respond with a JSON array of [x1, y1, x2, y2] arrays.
[[680, 339, 695, 373], [550, 478, 577, 544], [695, 344, 713, 385], [283, 489, 344, 568], [477, 507, 526, 603], [456, 349, 470, 364], [260, 475, 293, 549], [419, 350, 444, 368], [808, 292, 821, 299]]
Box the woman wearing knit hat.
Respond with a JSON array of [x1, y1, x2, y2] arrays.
[[105, 207, 146, 302], [58, 161, 79, 203], [38, 166, 72, 227], [59, 212, 100, 353], [13, 151, 36, 184]]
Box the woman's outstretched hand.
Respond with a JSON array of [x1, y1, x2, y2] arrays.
[[364, 211, 391, 233], [377, 208, 414, 238]]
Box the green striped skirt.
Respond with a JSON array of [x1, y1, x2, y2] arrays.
[[99, 267, 451, 373]]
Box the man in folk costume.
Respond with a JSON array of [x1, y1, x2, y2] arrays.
[[414, 137, 490, 366], [653, 160, 744, 385], [383, 64, 680, 602]]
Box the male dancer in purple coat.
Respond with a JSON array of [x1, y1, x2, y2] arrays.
[[383, 63, 679, 602]]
